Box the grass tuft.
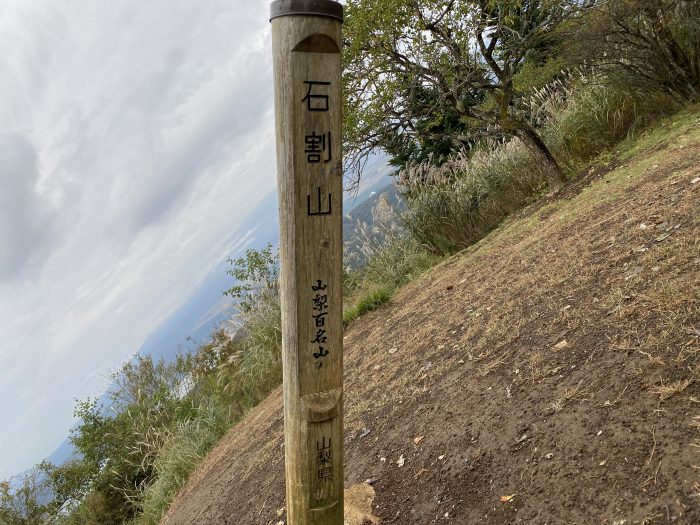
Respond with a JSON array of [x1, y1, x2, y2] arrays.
[[134, 402, 228, 525], [652, 379, 693, 401], [343, 287, 392, 325]]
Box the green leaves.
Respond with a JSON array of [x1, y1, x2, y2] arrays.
[[224, 243, 279, 314], [343, 0, 574, 177], [0, 465, 55, 525]]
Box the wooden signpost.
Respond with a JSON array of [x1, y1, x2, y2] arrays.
[[270, 1, 344, 523]]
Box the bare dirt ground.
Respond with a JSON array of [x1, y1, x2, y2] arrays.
[[163, 111, 700, 524]]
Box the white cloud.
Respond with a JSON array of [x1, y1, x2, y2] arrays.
[[0, 0, 277, 478]]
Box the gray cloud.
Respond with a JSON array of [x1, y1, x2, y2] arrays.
[[0, 0, 278, 478], [0, 133, 57, 281]]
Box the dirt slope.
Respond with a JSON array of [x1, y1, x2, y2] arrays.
[[163, 111, 700, 524]]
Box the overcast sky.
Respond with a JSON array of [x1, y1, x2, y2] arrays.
[[0, 0, 284, 478]]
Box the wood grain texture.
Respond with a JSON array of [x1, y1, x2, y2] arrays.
[[271, 13, 344, 525]]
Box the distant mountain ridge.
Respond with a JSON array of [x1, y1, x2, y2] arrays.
[[344, 181, 405, 270]]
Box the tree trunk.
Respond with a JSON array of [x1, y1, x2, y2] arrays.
[[513, 122, 566, 191]]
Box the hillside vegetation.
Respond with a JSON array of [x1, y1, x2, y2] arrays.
[[2, 1, 699, 524], [163, 106, 700, 524]]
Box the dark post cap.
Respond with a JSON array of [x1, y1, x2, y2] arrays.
[[270, 0, 344, 22]]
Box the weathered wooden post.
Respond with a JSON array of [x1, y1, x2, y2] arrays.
[[270, 1, 344, 523]]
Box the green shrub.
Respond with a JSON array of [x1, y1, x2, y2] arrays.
[[0, 465, 55, 525], [126, 308, 282, 525], [224, 243, 279, 314]]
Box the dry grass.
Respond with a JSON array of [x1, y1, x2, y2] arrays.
[[478, 353, 508, 378], [564, 380, 594, 403], [398, 73, 679, 254], [528, 352, 545, 382], [652, 379, 694, 401]]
